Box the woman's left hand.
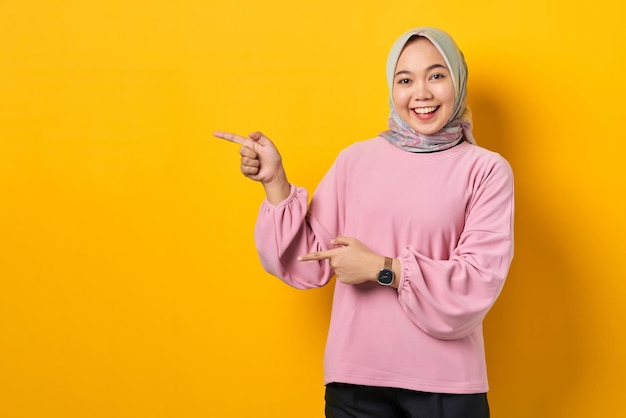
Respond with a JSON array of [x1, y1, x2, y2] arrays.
[[298, 236, 383, 285]]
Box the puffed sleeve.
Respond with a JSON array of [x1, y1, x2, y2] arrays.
[[253, 158, 345, 289], [397, 157, 514, 340]]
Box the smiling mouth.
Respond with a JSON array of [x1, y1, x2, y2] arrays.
[[413, 106, 439, 115]]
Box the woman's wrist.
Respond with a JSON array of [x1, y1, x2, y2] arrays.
[[263, 170, 290, 205], [390, 258, 400, 288], [374, 255, 400, 288]]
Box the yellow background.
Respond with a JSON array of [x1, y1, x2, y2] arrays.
[[1, 0, 625, 417]]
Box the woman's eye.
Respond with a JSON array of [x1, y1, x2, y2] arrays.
[[398, 78, 411, 84], [431, 73, 445, 80]]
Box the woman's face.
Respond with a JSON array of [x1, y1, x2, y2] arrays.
[[392, 37, 456, 135]]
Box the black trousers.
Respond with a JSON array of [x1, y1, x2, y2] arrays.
[[325, 383, 490, 418]]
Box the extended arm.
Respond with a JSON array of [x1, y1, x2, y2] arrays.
[[216, 130, 338, 289]]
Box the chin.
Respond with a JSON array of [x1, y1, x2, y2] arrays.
[[405, 117, 447, 135], [411, 125, 444, 135]]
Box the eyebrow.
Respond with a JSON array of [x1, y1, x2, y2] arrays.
[[394, 63, 449, 77]]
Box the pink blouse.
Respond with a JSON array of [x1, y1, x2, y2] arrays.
[[254, 137, 514, 394]]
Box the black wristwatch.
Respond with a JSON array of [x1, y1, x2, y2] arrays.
[[377, 257, 394, 286]]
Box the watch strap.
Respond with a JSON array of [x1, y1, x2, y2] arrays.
[[384, 256, 393, 270]]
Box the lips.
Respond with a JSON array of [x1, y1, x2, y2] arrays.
[[411, 106, 439, 121]]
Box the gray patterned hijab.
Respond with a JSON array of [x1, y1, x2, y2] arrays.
[[380, 27, 475, 152]]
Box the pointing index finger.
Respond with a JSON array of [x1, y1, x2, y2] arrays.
[[213, 131, 249, 146], [298, 249, 334, 262]]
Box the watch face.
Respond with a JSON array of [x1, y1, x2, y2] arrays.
[[377, 269, 394, 285]]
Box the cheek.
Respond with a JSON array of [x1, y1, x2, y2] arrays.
[[392, 89, 409, 110], [445, 91, 456, 107], [440, 85, 456, 107]]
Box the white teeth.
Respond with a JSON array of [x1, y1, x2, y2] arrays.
[[413, 106, 438, 114]]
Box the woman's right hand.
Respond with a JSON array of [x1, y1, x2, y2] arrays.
[[214, 130, 290, 204]]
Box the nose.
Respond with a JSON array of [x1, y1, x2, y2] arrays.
[[413, 80, 432, 100]]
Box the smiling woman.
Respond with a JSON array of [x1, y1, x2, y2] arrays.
[[215, 26, 513, 418]]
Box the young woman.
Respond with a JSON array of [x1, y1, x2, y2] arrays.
[[215, 27, 514, 418]]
